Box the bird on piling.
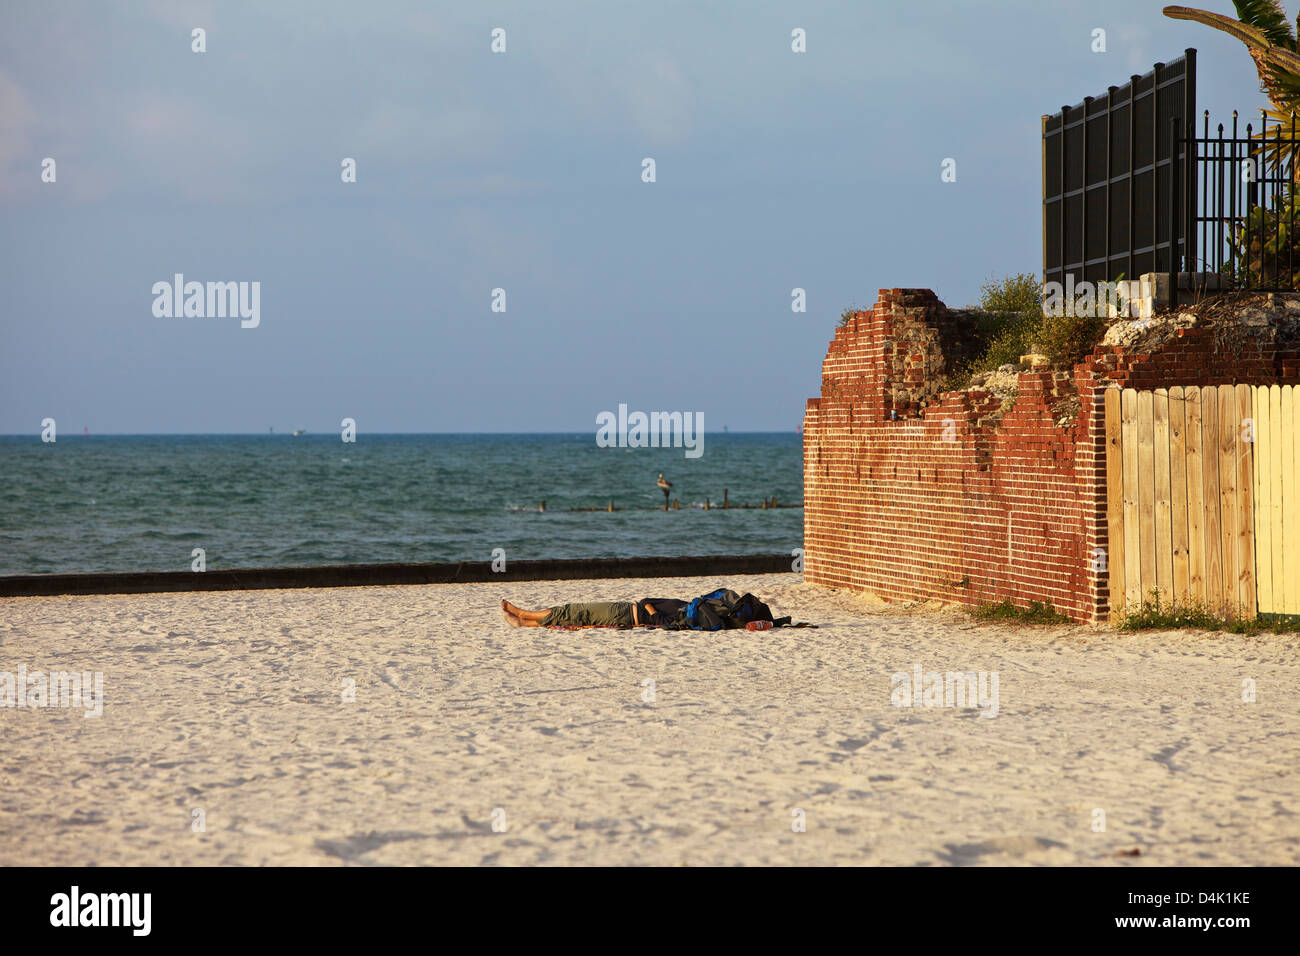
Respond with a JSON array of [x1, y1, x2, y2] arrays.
[[656, 473, 673, 510]]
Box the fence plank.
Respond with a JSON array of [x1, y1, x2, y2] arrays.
[[1122, 389, 1143, 609], [1185, 387, 1207, 607], [1201, 386, 1223, 614], [1284, 385, 1299, 615], [1153, 390, 1174, 601], [1218, 385, 1239, 618], [1104, 389, 1126, 622], [1274, 382, 1284, 613], [1236, 384, 1257, 619], [1169, 387, 1191, 605], [1254, 386, 1274, 615], [1137, 390, 1157, 604]]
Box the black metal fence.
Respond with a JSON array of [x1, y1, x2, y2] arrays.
[[1042, 50, 1197, 289], [1191, 110, 1300, 291]]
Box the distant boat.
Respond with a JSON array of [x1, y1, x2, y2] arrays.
[[292, 428, 306, 436]]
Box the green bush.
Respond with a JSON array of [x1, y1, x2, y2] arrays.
[[970, 599, 1072, 625], [1230, 186, 1300, 290], [960, 272, 1109, 379], [979, 273, 1041, 313], [978, 314, 1040, 370], [1120, 590, 1300, 634], [1037, 312, 1110, 369]]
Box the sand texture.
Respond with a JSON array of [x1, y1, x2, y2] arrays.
[[1, 572, 1297, 866]]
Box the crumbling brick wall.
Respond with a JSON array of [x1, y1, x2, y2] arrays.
[[803, 288, 1300, 623]]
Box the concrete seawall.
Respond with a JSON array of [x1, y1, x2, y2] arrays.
[[0, 553, 794, 598]]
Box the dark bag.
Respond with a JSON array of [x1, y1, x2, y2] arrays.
[[684, 588, 780, 630]]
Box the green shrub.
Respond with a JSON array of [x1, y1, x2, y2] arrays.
[[1230, 186, 1300, 290], [979, 273, 1041, 314], [961, 272, 1109, 379], [978, 314, 1040, 369], [1037, 312, 1110, 368], [1120, 590, 1300, 634], [970, 599, 1072, 625]]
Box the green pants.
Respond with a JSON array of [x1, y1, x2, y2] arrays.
[[540, 601, 634, 628]]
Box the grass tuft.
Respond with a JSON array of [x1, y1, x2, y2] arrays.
[[1120, 590, 1300, 635], [970, 599, 1072, 625]]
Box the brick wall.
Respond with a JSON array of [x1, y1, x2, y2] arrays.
[[803, 289, 1300, 623]]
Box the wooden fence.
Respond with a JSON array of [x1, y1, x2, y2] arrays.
[[1252, 385, 1300, 616], [1104, 384, 1298, 622]]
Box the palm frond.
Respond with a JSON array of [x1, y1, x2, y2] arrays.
[[1264, 65, 1300, 106], [1165, 6, 1282, 50], [1233, 0, 1295, 49], [1165, 7, 1300, 109], [1256, 52, 1300, 111], [1246, 107, 1300, 184], [1257, 41, 1300, 74]]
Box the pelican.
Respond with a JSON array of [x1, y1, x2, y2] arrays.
[[656, 473, 673, 509]]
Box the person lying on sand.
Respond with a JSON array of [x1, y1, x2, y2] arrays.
[[500, 589, 809, 630], [501, 598, 684, 629]]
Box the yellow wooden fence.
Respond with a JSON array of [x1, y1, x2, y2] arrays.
[[1104, 384, 1299, 622]]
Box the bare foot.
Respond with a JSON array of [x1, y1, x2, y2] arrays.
[[502, 607, 521, 627]]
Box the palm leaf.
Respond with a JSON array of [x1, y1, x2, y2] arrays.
[[1164, 6, 1283, 49], [1257, 43, 1300, 77], [1164, 6, 1300, 70], [1250, 106, 1300, 177], [1165, 7, 1300, 110], [1232, 0, 1295, 49], [1264, 64, 1300, 105]]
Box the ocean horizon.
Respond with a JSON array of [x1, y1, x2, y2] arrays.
[[0, 432, 803, 575]]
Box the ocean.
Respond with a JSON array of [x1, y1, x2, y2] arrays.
[[0, 433, 803, 575]]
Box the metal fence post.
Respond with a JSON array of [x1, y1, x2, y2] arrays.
[[1170, 116, 1180, 310]]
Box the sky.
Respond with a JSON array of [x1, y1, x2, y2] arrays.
[[0, 0, 1270, 433]]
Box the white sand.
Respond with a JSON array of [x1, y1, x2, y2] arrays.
[[1, 572, 1296, 866]]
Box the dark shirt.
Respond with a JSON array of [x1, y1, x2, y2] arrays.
[[638, 598, 689, 629]]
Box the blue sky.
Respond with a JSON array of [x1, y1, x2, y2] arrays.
[[0, 0, 1269, 432]]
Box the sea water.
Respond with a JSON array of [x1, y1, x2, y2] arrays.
[[0, 433, 803, 575]]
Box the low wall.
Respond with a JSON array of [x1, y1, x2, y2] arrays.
[[0, 553, 792, 598]]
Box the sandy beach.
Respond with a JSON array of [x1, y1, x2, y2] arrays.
[[1, 572, 1297, 866]]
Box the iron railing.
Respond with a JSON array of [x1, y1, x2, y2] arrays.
[[1190, 109, 1300, 292]]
